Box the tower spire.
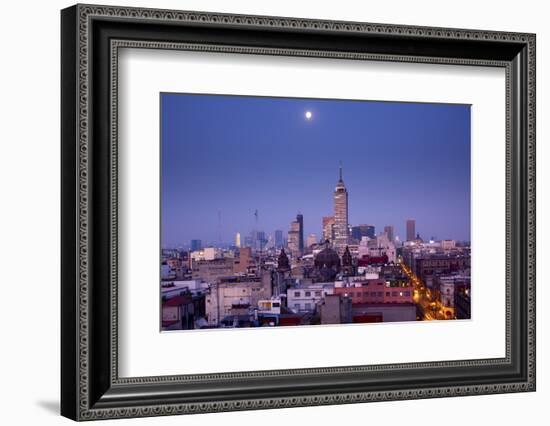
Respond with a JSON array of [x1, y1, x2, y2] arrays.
[[339, 161, 343, 181]]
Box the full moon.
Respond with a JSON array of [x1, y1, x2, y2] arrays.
[[305, 111, 312, 120]]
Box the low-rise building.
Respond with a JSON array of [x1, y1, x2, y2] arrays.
[[233, 247, 255, 275], [455, 285, 471, 320], [205, 273, 272, 326], [161, 280, 207, 331], [413, 254, 470, 288], [438, 274, 471, 319], [358, 234, 396, 263], [319, 294, 352, 324], [334, 279, 413, 304], [162, 295, 195, 330], [191, 258, 234, 283], [286, 283, 334, 313]]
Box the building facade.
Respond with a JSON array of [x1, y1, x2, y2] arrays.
[[274, 230, 283, 248], [205, 274, 272, 326], [319, 294, 353, 324], [190, 239, 202, 252], [351, 224, 375, 241], [191, 258, 234, 283], [306, 234, 317, 249], [287, 283, 335, 313], [235, 232, 241, 248], [287, 217, 301, 257], [384, 225, 394, 241], [322, 216, 335, 242], [334, 279, 413, 304], [296, 213, 304, 253], [406, 219, 416, 241]]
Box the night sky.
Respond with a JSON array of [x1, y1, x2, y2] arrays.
[[161, 93, 471, 248]]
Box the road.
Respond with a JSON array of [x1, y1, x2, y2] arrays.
[[398, 261, 447, 321]]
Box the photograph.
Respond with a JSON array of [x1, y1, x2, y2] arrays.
[[160, 93, 472, 331], [56, 2, 536, 421]]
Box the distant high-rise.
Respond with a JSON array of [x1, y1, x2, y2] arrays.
[[333, 163, 349, 252], [384, 225, 394, 242], [190, 239, 202, 252], [256, 231, 266, 250], [296, 214, 304, 253], [365, 225, 375, 238], [249, 230, 267, 250], [235, 232, 241, 248], [406, 219, 416, 241], [287, 218, 301, 256], [322, 216, 335, 242], [274, 230, 283, 248], [351, 224, 375, 241], [306, 234, 317, 248]]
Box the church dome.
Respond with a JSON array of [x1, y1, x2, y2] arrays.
[[314, 241, 341, 270]]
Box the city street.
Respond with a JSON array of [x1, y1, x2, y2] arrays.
[[399, 261, 446, 321]]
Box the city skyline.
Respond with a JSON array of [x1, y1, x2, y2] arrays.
[[161, 93, 471, 247]]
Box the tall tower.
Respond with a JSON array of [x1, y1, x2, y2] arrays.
[[235, 232, 241, 248], [333, 162, 349, 253], [274, 230, 283, 248], [384, 225, 394, 242], [406, 219, 416, 241], [296, 213, 304, 254]]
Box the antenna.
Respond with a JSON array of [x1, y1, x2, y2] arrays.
[[339, 161, 343, 181]]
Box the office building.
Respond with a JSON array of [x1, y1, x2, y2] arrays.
[[406, 219, 416, 241], [384, 225, 394, 241], [322, 216, 335, 242], [235, 232, 241, 248], [351, 224, 375, 241], [274, 230, 283, 248], [190, 239, 202, 252], [296, 214, 304, 253]]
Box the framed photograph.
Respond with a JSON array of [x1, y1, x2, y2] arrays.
[[61, 4, 536, 421]]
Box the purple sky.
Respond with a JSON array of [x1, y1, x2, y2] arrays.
[[161, 93, 471, 248]]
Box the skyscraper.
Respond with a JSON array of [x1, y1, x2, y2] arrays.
[[406, 219, 416, 241], [351, 224, 375, 241], [366, 225, 375, 238], [322, 216, 335, 242], [255, 231, 266, 250], [287, 218, 301, 256], [384, 225, 394, 241], [235, 232, 241, 248], [274, 230, 283, 248], [306, 234, 317, 248], [190, 239, 202, 252], [296, 214, 304, 253], [333, 163, 349, 253]]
